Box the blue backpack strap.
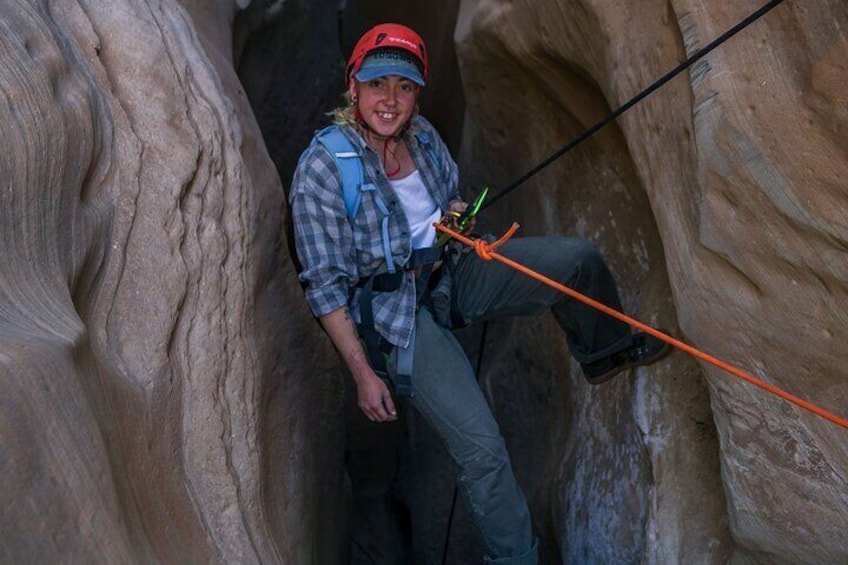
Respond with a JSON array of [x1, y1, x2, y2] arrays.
[[413, 131, 441, 171], [315, 126, 366, 219], [314, 126, 396, 274]]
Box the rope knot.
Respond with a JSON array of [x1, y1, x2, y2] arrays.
[[432, 220, 521, 260], [471, 223, 520, 261], [472, 239, 493, 260]]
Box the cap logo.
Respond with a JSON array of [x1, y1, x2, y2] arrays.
[[375, 33, 387, 45], [387, 36, 418, 51]]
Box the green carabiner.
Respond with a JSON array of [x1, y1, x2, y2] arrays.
[[457, 186, 488, 232], [435, 187, 489, 246]]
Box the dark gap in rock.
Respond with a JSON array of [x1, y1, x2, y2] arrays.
[[235, 2, 474, 562], [235, 2, 723, 562]]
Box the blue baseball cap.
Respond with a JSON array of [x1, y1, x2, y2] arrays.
[[354, 48, 425, 86]]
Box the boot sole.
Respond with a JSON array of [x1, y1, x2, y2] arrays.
[[585, 334, 674, 385]]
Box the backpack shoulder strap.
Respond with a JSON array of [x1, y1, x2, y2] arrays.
[[413, 130, 441, 171], [315, 126, 365, 219], [314, 126, 396, 274]]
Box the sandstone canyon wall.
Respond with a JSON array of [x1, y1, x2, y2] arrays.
[[1, 0, 846, 564], [455, 0, 847, 563], [0, 1, 343, 563]]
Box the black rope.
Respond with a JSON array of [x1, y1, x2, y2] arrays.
[[437, 1, 788, 561], [483, 0, 788, 211], [440, 321, 490, 565], [439, 486, 460, 564], [336, 1, 348, 57]]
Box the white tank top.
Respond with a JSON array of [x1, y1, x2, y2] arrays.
[[389, 170, 442, 248]]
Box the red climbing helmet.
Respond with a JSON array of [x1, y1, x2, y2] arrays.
[[346, 23, 428, 86]]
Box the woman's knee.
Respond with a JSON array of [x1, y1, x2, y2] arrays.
[[553, 236, 601, 262], [451, 420, 511, 468], [540, 236, 606, 276]]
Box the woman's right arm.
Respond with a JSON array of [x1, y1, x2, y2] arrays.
[[319, 307, 397, 422], [291, 142, 397, 422]]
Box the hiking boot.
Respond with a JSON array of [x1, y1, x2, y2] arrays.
[[582, 331, 673, 385]]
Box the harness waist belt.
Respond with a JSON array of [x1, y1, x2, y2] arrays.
[[354, 246, 445, 397], [355, 272, 404, 292], [353, 246, 444, 292]]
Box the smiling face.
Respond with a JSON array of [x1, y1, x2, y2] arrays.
[[351, 75, 419, 138]]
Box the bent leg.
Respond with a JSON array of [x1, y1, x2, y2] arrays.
[[451, 236, 632, 363], [392, 308, 537, 564]]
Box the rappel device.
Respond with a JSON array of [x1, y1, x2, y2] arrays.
[[435, 186, 488, 246]]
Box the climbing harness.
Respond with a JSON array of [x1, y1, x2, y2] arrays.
[[313, 125, 445, 396], [352, 247, 442, 396], [435, 223, 848, 430]]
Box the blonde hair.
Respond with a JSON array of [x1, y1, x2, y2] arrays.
[[328, 92, 358, 127], [327, 90, 421, 128]]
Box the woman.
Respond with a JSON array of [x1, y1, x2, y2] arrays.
[[291, 23, 670, 564]]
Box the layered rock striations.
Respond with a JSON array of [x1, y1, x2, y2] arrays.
[[1, 0, 846, 563], [456, 0, 847, 562], [1, 1, 341, 563]]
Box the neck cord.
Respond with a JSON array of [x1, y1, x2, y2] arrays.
[[358, 120, 406, 178]]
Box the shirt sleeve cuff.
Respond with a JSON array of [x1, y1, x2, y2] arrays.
[[305, 285, 350, 318]]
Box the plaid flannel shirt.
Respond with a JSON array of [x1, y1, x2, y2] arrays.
[[290, 115, 459, 348]]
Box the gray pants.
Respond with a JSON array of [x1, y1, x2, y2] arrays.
[[391, 236, 632, 563]]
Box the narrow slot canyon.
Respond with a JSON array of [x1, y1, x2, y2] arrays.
[[2, 1, 846, 563]]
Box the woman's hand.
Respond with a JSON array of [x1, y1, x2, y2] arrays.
[[448, 199, 476, 233], [319, 307, 398, 423], [351, 362, 398, 423]]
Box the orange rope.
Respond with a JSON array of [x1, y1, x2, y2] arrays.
[[435, 222, 848, 430]]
